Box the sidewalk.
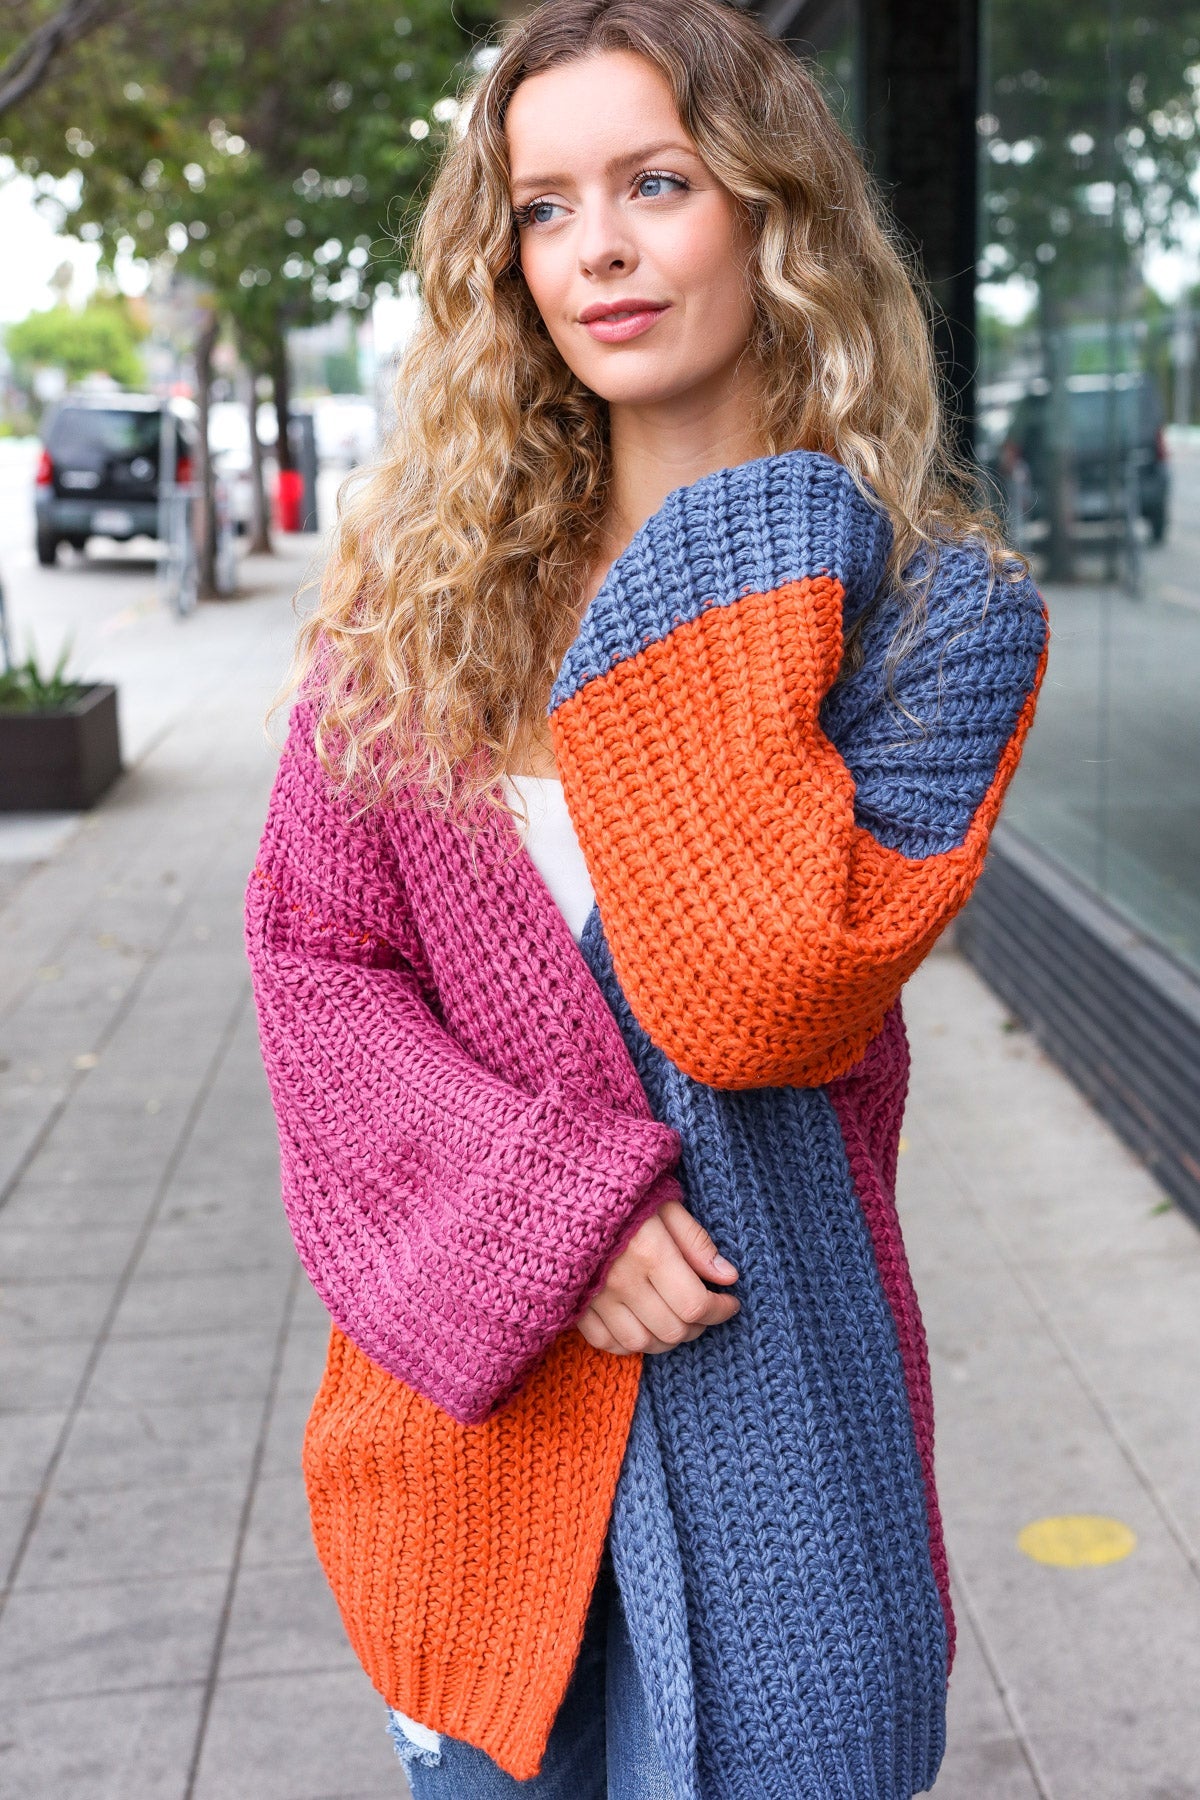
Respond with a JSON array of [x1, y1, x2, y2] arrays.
[[1, 534, 1198, 1798]]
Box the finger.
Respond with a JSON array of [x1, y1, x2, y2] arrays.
[[590, 1293, 674, 1356], [576, 1304, 622, 1354], [620, 1279, 713, 1348], [648, 1256, 741, 1330], [658, 1199, 739, 1282]]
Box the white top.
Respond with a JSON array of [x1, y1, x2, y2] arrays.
[[502, 773, 596, 944]]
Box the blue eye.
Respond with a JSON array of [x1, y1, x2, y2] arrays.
[[635, 170, 689, 199], [513, 198, 563, 229]]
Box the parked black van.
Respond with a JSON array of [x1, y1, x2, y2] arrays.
[[34, 394, 196, 566], [999, 371, 1170, 545]]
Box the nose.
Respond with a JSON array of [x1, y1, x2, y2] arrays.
[[576, 199, 637, 280]]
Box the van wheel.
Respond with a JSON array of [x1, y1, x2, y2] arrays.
[[36, 528, 59, 566]]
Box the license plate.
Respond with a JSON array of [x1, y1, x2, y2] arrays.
[[91, 509, 135, 534]]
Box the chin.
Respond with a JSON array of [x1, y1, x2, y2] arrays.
[[573, 361, 699, 408]]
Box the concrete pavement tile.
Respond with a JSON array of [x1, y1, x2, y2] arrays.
[[219, 1559, 356, 1678], [26, 1103, 194, 1187], [0, 1222, 137, 1282], [190, 1667, 403, 1800], [0, 1683, 206, 1800], [108, 1264, 293, 1340], [0, 1407, 67, 1494], [1028, 1255, 1200, 1562], [932, 1733, 1043, 1798], [0, 1095, 64, 1194], [0, 1174, 157, 1231], [240, 1469, 317, 1569], [0, 1493, 34, 1580], [57, 1399, 263, 1492], [258, 1386, 315, 1477], [934, 1578, 1042, 1798], [277, 1317, 334, 1397], [87, 1330, 277, 1406], [134, 1211, 294, 1278], [14, 1478, 248, 1589], [0, 1335, 94, 1408], [0, 1570, 226, 1699], [940, 1536, 1200, 1799], [290, 1274, 333, 1334], [0, 1277, 115, 1341], [918, 1251, 1200, 1793]]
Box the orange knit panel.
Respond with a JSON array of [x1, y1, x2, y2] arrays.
[[552, 581, 1049, 1090], [302, 1320, 640, 1780]]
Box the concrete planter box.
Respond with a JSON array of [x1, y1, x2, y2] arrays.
[[0, 682, 122, 811]]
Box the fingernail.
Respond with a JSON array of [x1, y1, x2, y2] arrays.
[[711, 1254, 738, 1278]]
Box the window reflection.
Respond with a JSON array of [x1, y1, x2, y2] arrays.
[[977, 0, 1200, 973]]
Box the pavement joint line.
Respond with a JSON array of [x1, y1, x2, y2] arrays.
[[922, 1107, 1200, 1594], [4, 1675, 209, 1708], [944, 1543, 1056, 1800], [183, 1259, 303, 1800], [0, 985, 252, 1615], [12, 1562, 253, 1594], [197, 1659, 359, 1688]]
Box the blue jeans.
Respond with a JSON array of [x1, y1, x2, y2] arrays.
[[387, 1539, 676, 1798]]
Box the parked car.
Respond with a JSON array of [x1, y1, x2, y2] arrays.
[[998, 371, 1170, 544], [34, 394, 198, 565], [206, 399, 280, 535], [311, 394, 378, 468]]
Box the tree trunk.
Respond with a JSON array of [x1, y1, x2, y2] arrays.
[[1039, 283, 1076, 583], [271, 329, 295, 474], [193, 307, 220, 601], [245, 363, 272, 556]]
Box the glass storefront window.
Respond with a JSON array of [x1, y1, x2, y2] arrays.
[[976, 2, 1200, 974]]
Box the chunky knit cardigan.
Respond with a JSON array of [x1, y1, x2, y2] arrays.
[[245, 449, 1048, 1799]]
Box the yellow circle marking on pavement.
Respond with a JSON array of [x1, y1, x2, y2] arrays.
[[1017, 1515, 1136, 1567]]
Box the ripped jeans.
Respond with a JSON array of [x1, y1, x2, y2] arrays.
[[386, 1537, 676, 1798]]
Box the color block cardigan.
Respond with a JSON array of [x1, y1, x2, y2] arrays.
[[245, 449, 1048, 1799]]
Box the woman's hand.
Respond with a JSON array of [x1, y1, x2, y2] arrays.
[[577, 1197, 741, 1355]]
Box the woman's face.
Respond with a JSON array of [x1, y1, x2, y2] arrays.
[[505, 50, 758, 411]]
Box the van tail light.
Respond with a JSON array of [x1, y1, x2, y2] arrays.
[[175, 454, 193, 486], [1154, 427, 1168, 464], [35, 450, 53, 487]]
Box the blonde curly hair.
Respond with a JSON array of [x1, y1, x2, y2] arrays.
[[286, 0, 1013, 823]]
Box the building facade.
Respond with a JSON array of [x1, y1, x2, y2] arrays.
[[749, 0, 1200, 1219]]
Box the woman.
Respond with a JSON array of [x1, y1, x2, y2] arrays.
[[245, 2, 1048, 1796]]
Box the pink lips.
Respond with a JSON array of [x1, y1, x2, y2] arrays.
[[579, 302, 669, 343]]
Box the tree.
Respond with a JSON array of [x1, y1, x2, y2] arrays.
[[0, 0, 125, 123], [6, 290, 147, 393], [2, 0, 494, 583]]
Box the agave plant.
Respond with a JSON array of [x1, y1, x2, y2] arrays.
[[0, 636, 87, 711]]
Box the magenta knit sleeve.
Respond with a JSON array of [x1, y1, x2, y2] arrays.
[[244, 702, 682, 1426]]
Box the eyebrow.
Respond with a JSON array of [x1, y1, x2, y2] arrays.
[[509, 140, 701, 198]]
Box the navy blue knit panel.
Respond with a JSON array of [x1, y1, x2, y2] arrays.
[[819, 545, 1047, 858], [582, 912, 949, 1800], [550, 450, 892, 712]]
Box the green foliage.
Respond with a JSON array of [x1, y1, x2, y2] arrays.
[[980, 0, 1200, 308], [4, 293, 147, 390], [0, 638, 86, 711], [0, 0, 499, 369]]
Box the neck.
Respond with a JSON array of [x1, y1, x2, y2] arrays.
[[601, 376, 768, 559]]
